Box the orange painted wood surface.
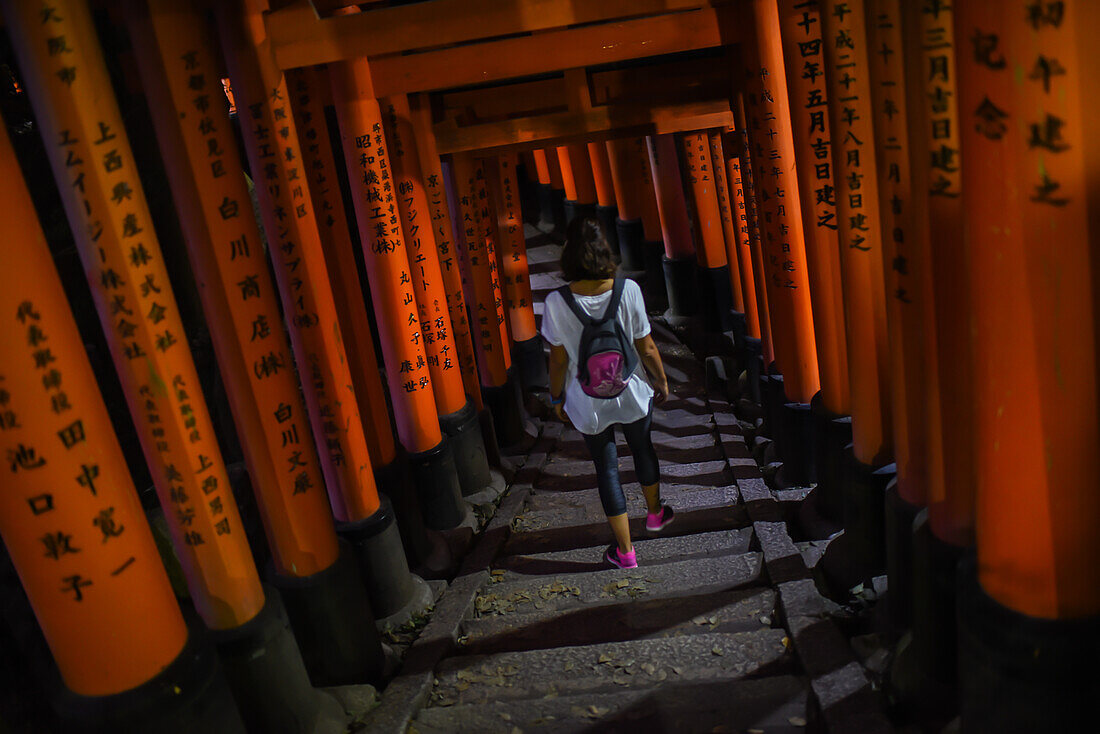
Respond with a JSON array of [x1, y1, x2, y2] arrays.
[[532, 148, 552, 186], [6, 0, 265, 630], [777, 0, 849, 415], [555, 144, 597, 205], [723, 141, 762, 340], [135, 0, 340, 575], [490, 154, 539, 343], [605, 137, 645, 222], [587, 141, 616, 208], [646, 134, 696, 259], [730, 114, 775, 361], [0, 125, 188, 697], [821, 0, 892, 464], [707, 131, 746, 312], [680, 132, 728, 270], [544, 147, 565, 190], [217, 2, 384, 516]]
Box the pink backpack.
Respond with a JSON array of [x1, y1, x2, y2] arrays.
[[557, 276, 639, 399]]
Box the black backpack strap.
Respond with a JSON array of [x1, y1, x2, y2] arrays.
[[598, 274, 627, 324], [557, 284, 593, 326]]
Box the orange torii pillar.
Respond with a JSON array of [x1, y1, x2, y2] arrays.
[[956, 3, 1100, 727], [776, 0, 854, 518], [707, 131, 749, 331], [739, 0, 822, 489], [555, 143, 598, 225], [645, 133, 699, 323], [449, 153, 528, 445], [2, 2, 334, 730], [382, 94, 495, 496], [0, 124, 243, 732], [323, 56, 472, 535], [530, 148, 560, 237], [285, 67, 436, 571], [631, 136, 670, 311], [542, 146, 569, 238], [587, 140, 620, 256], [605, 137, 649, 274], [821, 0, 896, 583], [133, 0, 384, 688], [680, 131, 736, 334], [490, 153, 548, 392], [216, 3, 435, 628], [480, 158, 515, 354]]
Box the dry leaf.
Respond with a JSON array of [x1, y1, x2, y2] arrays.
[[711, 645, 724, 656], [598, 653, 613, 664], [789, 716, 807, 726], [781, 636, 791, 649]]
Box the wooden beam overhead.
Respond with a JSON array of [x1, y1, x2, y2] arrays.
[[433, 100, 734, 156], [369, 8, 734, 97], [266, 0, 734, 70]]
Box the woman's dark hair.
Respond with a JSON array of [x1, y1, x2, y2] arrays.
[[560, 216, 618, 282]]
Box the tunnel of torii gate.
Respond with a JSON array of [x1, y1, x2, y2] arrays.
[[0, 0, 1097, 732]]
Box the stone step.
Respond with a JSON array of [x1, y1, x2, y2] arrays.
[[533, 456, 731, 492], [459, 587, 776, 656], [432, 630, 793, 707], [524, 481, 739, 516], [499, 527, 756, 577], [413, 674, 809, 734], [505, 488, 746, 555], [470, 554, 763, 621]]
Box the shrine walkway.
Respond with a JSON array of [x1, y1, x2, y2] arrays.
[[360, 233, 894, 734]]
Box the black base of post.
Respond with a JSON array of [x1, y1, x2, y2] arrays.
[[728, 310, 748, 358], [272, 541, 386, 687], [596, 204, 619, 256], [373, 453, 433, 569], [212, 587, 345, 734], [642, 241, 668, 312], [698, 264, 735, 333], [740, 336, 763, 405], [563, 199, 596, 225], [762, 371, 786, 443], [551, 188, 568, 238], [406, 438, 467, 531], [511, 335, 549, 392], [810, 394, 850, 525], [957, 556, 1099, 734], [616, 217, 645, 271], [840, 449, 895, 579], [338, 496, 420, 617], [884, 482, 922, 632], [536, 183, 556, 234], [439, 400, 492, 496], [662, 255, 699, 324], [774, 401, 816, 487], [54, 626, 246, 734], [478, 406, 503, 467], [482, 367, 526, 448]]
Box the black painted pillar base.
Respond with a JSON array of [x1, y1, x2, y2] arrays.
[[563, 199, 596, 225], [373, 453, 432, 569], [482, 367, 526, 448], [478, 406, 503, 468], [616, 217, 645, 272], [511, 335, 549, 392], [762, 371, 785, 442], [810, 393, 850, 525], [957, 556, 1099, 733], [439, 400, 492, 496], [406, 438, 466, 531], [338, 496, 421, 619], [596, 204, 619, 256], [536, 183, 556, 234], [884, 482, 922, 632], [727, 310, 748, 359], [662, 255, 699, 325], [697, 264, 735, 333], [642, 241, 668, 312], [550, 188, 568, 238], [840, 449, 895, 579], [740, 336, 763, 406], [272, 542, 385, 687], [54, 625, 246, 734], [211, 587, 346, 734], [773, 401, 816, 488]]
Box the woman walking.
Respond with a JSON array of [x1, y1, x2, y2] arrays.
[[541, 217, 673, 569]]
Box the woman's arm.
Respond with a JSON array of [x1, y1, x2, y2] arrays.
[[634, 334, 669, 404], [548, 343, 570, 420]]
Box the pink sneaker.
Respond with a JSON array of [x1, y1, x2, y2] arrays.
[[605, 544, 637, 569], [646, 505, 675, 532]]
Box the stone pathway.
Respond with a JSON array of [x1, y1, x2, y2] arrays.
[[366, 234, 893, 733]]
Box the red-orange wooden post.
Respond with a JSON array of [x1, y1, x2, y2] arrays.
[[216, 1, 434, 628], [481, 159, 516, 354], [489, 153, 547, 392], [530, 148, 560, 236], [283, 67, 436, 571], [646, 133, 699, 323], [605, 137, 649, 274], [382, 94, 494, 495], [722, 132, 764, 344], [587, 140, 620, 255], [322, 50, 470, 536], [739, 0, 822, 488], [821, 0, 895, 580], [133, 0, 384, 686], [954, 3, 1100, 726], [707, 131, 747, 316], [0, 120, 242, 731], [555, 143, 598, 224], [450, 153, 527, 445]]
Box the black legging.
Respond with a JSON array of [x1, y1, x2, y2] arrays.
[[581, 403, 660, 517]]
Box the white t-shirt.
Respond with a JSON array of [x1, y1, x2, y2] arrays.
[[541, 278, 654, 435]]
